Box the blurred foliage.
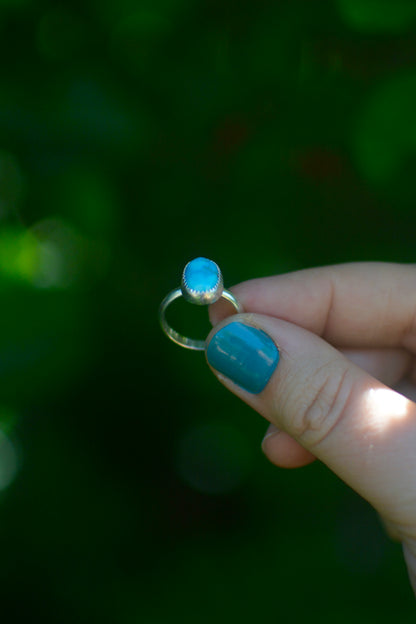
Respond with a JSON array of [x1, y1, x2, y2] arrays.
[[337, 0, 416, 33], [0, 0, 414, 622]]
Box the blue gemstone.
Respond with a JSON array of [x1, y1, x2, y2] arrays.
[[184, 257, 219, 292]]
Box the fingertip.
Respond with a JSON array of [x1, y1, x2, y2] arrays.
[[261, 427, 317, 469], [209, 298, 236, 327], [209, 284, 247, 327]]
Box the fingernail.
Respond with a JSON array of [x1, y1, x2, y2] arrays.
[[262, 423, 280, 441], [261, 424, 280, 453], [206, 321, 280, 394]]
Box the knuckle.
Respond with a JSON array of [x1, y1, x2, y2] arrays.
[[286, 360, 354, 447]]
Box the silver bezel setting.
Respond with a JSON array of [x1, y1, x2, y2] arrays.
[[180, 259, 224, 305]]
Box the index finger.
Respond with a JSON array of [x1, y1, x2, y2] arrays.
[[209, 262, 416, 351]]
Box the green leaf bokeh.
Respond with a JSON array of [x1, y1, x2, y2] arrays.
[[0, 0, 414, 621]]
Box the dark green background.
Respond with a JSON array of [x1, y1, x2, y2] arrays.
[[0, 0, 415, 620]]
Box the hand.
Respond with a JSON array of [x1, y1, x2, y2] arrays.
[[207, 262, 416, 595]]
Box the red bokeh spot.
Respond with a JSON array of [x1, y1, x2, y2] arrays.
[[294, 146, 346, 182]]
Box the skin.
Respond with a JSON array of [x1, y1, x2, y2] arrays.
[[207, 262, 416, 595]]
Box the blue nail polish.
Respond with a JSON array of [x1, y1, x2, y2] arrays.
[[206, 322, 279, 394]]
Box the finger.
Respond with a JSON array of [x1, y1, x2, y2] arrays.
[[340, 348, 411, 387], [403, 542, 416, 595], [261, 424, 316, 468], [341, 349, 416, 402], [262, 347, 412, 469], [205, 314, 416, 536], [209, 262, 416, 351]]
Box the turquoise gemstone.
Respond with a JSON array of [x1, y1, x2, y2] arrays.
[[184, 257, 219, 292]]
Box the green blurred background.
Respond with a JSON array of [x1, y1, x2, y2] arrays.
[[0, 0, 415, 620]]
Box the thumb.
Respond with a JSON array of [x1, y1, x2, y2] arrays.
[[205, 314, 416, 537]]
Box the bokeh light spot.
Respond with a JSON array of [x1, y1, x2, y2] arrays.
[[0, 227, 39, 284], [0, 429, 18, 491], [30, 218, 91, 289], [337, 0, 416, 33], [353, 72, 416, 186], [110, 9, 172, 72], [0, 221, 91, 289], [35, 240, 65, 289], [175, 422, 253, 495]]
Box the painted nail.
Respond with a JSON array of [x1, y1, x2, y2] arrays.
[[206, 321, 279, 394]]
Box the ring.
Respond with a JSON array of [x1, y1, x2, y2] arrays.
[[159, 257, 243, 351]]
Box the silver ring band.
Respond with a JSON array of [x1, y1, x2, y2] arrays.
[[158, 257, 243, 351]]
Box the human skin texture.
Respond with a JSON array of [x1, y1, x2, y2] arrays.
[[208, 262, 416, 595]]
